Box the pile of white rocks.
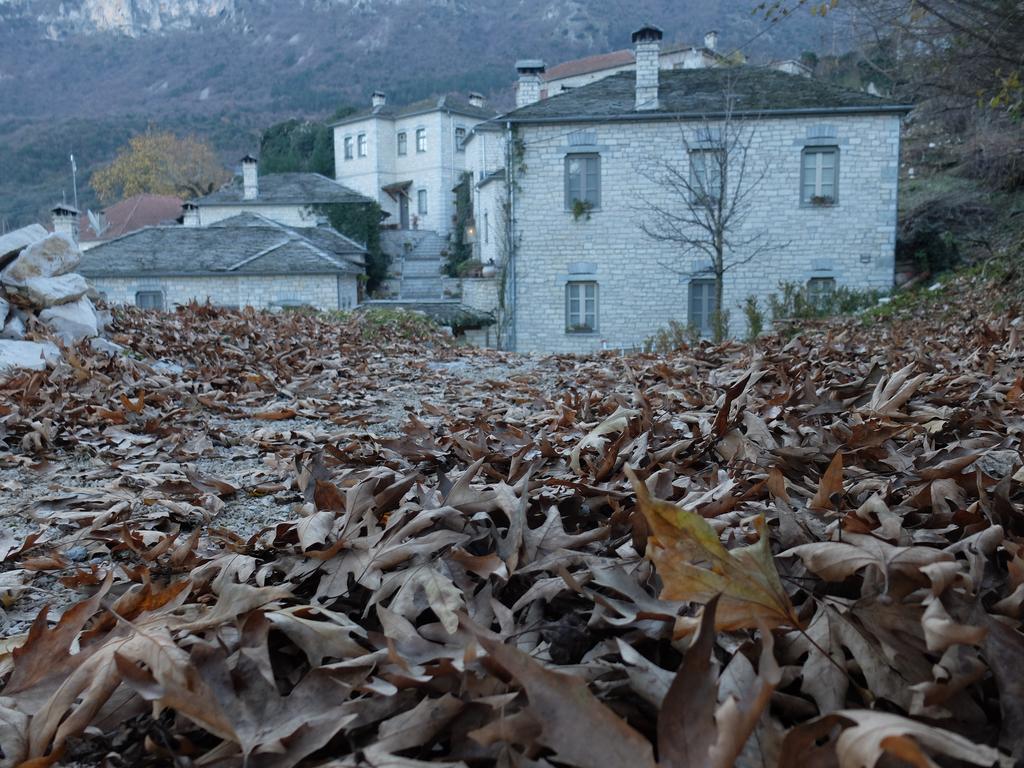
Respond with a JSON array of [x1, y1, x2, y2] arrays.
[[0, 225, 108, 372]]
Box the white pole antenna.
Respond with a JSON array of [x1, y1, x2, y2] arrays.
[[70, 153, 79, 211]]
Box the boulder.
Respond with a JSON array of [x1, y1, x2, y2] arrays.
[[39, 296, 99, 344], [1, 312, 26, 341], [0, 339, 60, 372], [0, 224, 48, 268], [1, 233, 80, 287], [17, 273, 90, 308], [90, 337, 124, 356]]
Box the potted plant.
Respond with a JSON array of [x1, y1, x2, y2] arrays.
[[571, 199, 594, 221], [810, 195, 835, 207]]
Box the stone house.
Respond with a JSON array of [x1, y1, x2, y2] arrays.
[[79, 212, 366, 311], [332, 93, 497, 237], [192, 156, 373, 228], [465, 25, 910, 354]]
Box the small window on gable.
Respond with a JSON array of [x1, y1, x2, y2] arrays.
[[417, 189, 428, 215], [483, 211, 489, 244], [397, 131, 407, 156], [564, 154, 600, 211], [802, 147, 838, 205], [343, 136, 354, 160], [136, 290, 164, 311], [690, 149, 724, 204], [455, 126, 466, 151], [566, 281, 598, 333], [357, 133, 368, 158], [688, 279, 717, 338], [416, 128, 427, 153], [807, 277, 836, 311]]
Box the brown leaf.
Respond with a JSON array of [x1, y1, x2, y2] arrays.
[[479, 633, 656, 768]]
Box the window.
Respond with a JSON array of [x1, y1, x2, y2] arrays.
[[690, 149, 724, 204], [343, 136, 354, 160], [455, 126, 466, 151], [417, 189, 428, 215], [397, 131, 407, 156], [483, 212, 490, 244], [564, 154, 601, 210], [357, 133, 367, 158], [135, 290, 164, 311], [802, 147, 838, 205], [416, 128, 426, 153], [688, 279, 718, 338], [807, 277, 836, 310], [565, 281, 598, 333]]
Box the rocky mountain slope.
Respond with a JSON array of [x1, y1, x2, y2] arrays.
[[0, 0, 841, 227]]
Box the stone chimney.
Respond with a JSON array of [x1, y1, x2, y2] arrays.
[[704, 30, 719, 52], [468, 91, 485, 109], [515, 60, 546, 108], [372, 90, 387, 108], [51, 203, 79, 243], [182, 201, 200, 227], [632, 24, 663, 111], [241, 154, 258, 201]]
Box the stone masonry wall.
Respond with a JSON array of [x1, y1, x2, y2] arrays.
[[510, 113, 902, 354], [91, 273, 358, 312]]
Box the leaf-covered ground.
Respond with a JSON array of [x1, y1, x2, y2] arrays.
[[0, 270, 1022, 768]]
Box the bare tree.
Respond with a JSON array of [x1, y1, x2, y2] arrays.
[[639, 94, 781, 342]]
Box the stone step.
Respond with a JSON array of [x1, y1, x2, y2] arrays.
[[401, 260, 443, 277]]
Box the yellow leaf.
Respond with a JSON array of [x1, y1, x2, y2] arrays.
[[626, 466, 799, 635]]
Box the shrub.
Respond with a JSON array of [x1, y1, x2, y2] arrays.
[[742, 296, 764, 341], [644, 320, 701, 353]]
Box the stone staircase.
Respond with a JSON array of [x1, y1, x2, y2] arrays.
[[381, 230, 448, 300]]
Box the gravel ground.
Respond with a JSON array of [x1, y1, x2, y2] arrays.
[[0, 348, 558, 636]]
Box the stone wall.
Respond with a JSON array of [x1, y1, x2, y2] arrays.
[[91, 273, 358, 312], [461, 277, 500, 314], [509, 113, 902, 353]]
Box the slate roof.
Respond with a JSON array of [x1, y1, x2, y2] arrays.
[[208, 213, 367, 267], [80, 214, 366, 279], [194, 173, 372, 207], [544, 50, 635, 81], [80, 194, 184, 241], [331, 94, 498, 127], [508, 67, 912, 122]]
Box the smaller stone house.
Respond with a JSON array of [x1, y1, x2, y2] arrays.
[[332, 93, 497, 236], [192, 157, 373, 228], [80, 213, 366, 311]]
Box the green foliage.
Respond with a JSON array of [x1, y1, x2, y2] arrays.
[[446, 172, 474, 277], [742, 296, 764, 341], [259, 119, 336, 176], [644, 320, 701, 353], [571, 199, 594, 221], [314, 203, 390, 296], [349, 307, 442, 342], [768, 281, 882, 322]]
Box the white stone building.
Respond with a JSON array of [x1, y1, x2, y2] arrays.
[[465, 24, 911, 354], [331, 93, 497, 236], [192, 156, 373, 227], [79, 213, 366, 312]]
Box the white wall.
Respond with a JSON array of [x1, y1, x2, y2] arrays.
[[334, 110, 485, 236], [91, 273, 358, 312], [506, 114, 902, 353]]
